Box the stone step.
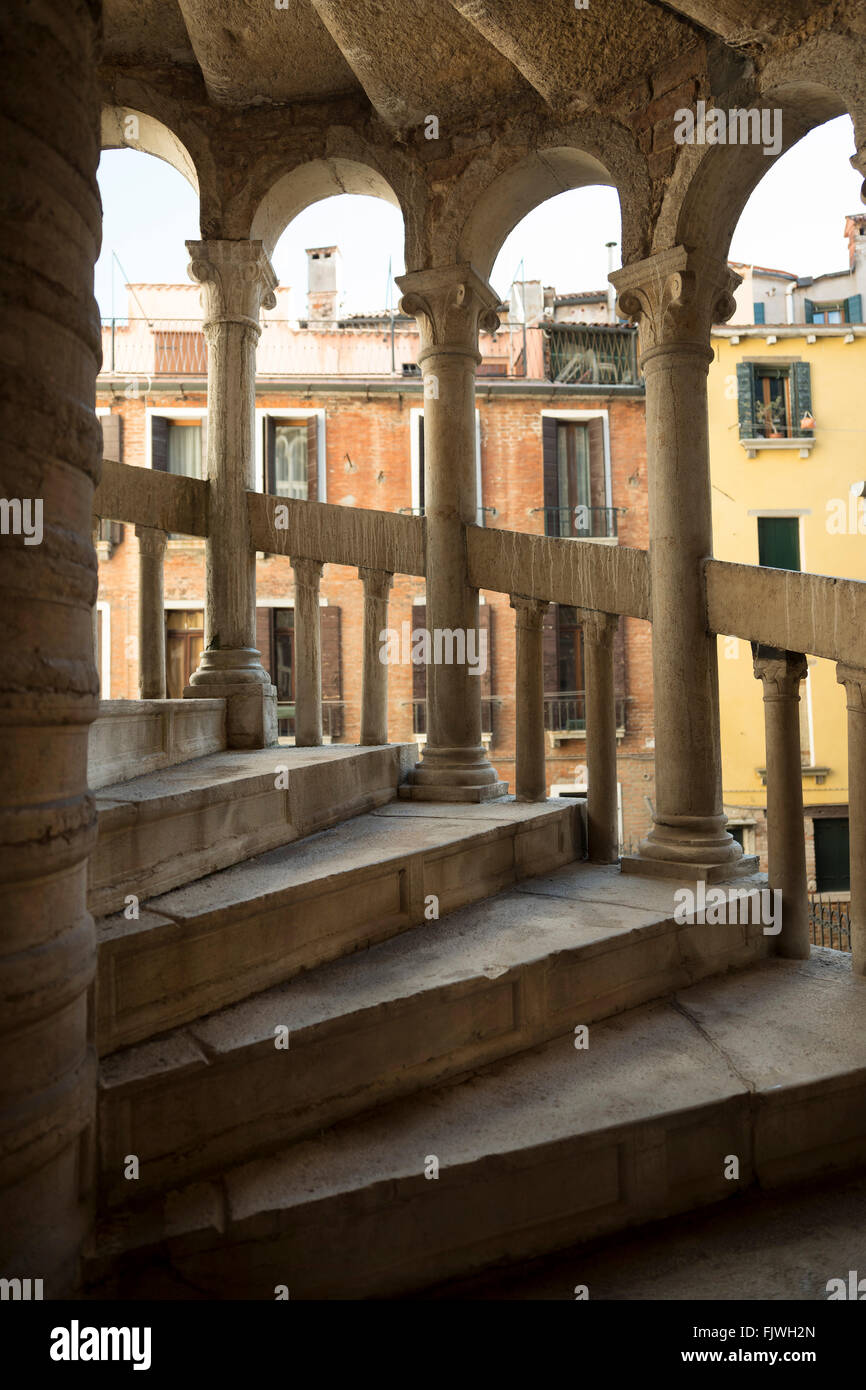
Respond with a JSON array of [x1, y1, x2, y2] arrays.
[[89, 952, 866, 1300], [95, 799, 581, 1056], [88, 699, 227, 790], [97, 863, 769, 1204], [89, 743, 418, 918]]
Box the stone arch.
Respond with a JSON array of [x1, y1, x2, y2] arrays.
[[249, 157, 404, 259], [660, 35, 866, 263], [101, 105, 199, 193], [443, 120, 651, 287]]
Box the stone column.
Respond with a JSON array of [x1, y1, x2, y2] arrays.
[[293, 558, 323, 747], [360, 567, 393, 746], [135, 525, 167, 699], [611, 247, 750, 879], [396, 265, 506, 802], [836, 664, 866, 975], [579, 608, 620, 863], [754, 647, 810, 959], [0, 0, 101, 1293], [510, 595, 548, 801], [185, 240, 278, 749]]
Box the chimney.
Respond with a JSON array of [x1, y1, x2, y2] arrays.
[[306, 245, 342, 321], [844, 214, 866, 271]]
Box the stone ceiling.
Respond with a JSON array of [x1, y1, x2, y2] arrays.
[[102, 0, 842, 125]]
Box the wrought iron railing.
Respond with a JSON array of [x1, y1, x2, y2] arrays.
[[409, 697, 496, 738], [277, 701, 345, 740], [546, 323, 641, 386], [540, 506, 621, 539], [544, 691, 627, 734], [808, 897, 851, 952]]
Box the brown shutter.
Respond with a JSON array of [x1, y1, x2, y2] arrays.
[[588, 416, 606, 512], [412, 601, 427, 701], [256, 607, 273, 680], [199, 414, 208, 478], [320, 605, 341, 699], [418, 415, 425, 512], [265, 415, 276, 494], [542, 416, 558, 534], [612, 615, 626, 694], [306, 416, 318, 502], [478, 601, 492, 699], [542, 603, 558, 692], [100, 413, 122, 463], [151, 416, 169, 471]]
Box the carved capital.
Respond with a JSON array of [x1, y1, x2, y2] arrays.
[[753, 645, 807, 699], [396, 263, 501, 363], [359, 567, 394, 602], [134, 524, 167, 559], [837, 662, 866, 711], [577, 607, 619, 648], [291, 556, 323, 590], [186, 239, 278, 332], [610, 247, 740, 364], [510, 594, 549, 630]]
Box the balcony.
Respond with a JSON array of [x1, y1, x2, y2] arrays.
[[277, 700, 345, 742], [544, 690, 627, 743], [545, 323, 642, 387], [408, 696, 497, 747], [539, 505, 621, 540]]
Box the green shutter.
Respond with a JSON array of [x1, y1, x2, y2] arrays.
[[753, 302, 765, 324], [804, 299, 815, 324], [736, 362, 756, 438], [845, 293, 862, 324], [792, 362, 812, 435], [757, 516, 800, 572]]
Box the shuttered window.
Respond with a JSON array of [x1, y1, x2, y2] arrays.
[[736, 362, 812, 439], [100, 413, 122, 463], [264, 416, 318, 500], [151, 416, 205, 477], [541, 416, 611, 537], [757, 516, 800, 571], [753, 302, 765, 324], [814, 818, 850, 893]]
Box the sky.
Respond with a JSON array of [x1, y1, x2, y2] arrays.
[[96, 114, 864, 321]]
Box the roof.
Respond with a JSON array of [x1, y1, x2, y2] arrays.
[[552, 290, 608, 304]]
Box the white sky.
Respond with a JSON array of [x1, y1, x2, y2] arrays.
[[97, 114, 863, 320]]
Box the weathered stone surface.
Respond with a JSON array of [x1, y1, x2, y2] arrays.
[[88, 698, 226, 789]]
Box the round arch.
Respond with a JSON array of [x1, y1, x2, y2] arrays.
[[101, 106, 199, 194], [249, 157, 402, 259]]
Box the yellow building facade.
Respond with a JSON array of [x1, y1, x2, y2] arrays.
[[709, 324, 866, 897]]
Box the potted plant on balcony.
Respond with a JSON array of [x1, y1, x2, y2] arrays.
[[754, 398, 786, 439]]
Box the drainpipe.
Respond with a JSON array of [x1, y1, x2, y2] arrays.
[[786, 282, 795, 325], [606, 241, 618, 323]]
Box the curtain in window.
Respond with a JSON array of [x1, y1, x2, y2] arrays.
[[275, 425, 308, 499], [167, 423, 202, 477]]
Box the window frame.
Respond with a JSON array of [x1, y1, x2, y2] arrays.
[[255, 408, 326, 501]]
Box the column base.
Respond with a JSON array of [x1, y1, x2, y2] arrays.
[[620, 852, 760, 882], [403, 743, 508, 802], [184, 649, 277, 749]]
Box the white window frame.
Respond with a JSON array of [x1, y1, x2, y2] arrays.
[[411, 407, 483, 524], [254, 408, 327, 501], [144, 406, 206, 472]]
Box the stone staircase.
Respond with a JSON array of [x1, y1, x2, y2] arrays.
[[84, 708, 866, 1299]]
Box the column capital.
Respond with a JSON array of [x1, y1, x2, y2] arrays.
[[577, 607, 619, 647], [134, 523, 167, 558], [359, 566, 394, 601], [186, 239, 278, 330], [610, 246, 740, 364], [396, 263, 501, 361], [837, 662, 866, 709], [292, 556, 323, 588], [509, 593, 549, 629], [753, 644, 807, 699]]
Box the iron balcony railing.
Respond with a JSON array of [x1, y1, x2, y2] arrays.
[[409, 697, 496, 738], [808, 897, 851, 952], [544, 690, 627, 735], [540, 506, 621, 539], [545, 323, 641, 387]]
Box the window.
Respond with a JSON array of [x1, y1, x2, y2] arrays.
[[753, 302, 765, 324], [151, 416, 205, 478], [412, 411, 482, 522], [264, 416, 318, 501], [165, 610, 204, 699], [805, 295, 861, 325], [757, 516, 800, 571], [255, 604, 343, 740], [814, 817, 850, 894], [542, 604, 626, 736], [736, 362, 812, 440], [541, 416, 613, 538]]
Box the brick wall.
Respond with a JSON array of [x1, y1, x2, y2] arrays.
[[96, 382, 656, 848]]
